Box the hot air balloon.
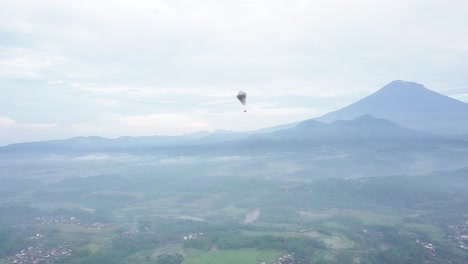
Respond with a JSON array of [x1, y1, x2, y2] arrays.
[[236, 91, 247, 112]]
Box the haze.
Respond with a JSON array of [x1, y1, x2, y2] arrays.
[[1, 1, 468, 264], [1, 0, 468, 145]]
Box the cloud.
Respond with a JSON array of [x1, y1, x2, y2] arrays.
[[452, 93, 468, 102], [0, 116, 60, 145], [0, 113, 213, 145], [71, 153, 111, 161], [115, 113, 212, 133], [0, 0, 467, 144], [2, 0, 467, 89], [0, 116, 58, 129], [0, 116, 16, 127], [64, 112, 214, 138], [0, 48, 52, 79]]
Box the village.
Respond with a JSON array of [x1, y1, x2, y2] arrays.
[[4, 212, 465, 264], [7, 245, 72, 264], [415, 239, 435, 257], [447, 222, 468, 250], [3, 215, 115, 263], [25, 215, 114, 230]]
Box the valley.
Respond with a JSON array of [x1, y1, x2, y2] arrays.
[[1, 81, 468, 263], [0, 156, 467, 263]]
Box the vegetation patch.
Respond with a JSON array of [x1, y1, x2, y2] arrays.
[[183, 249, 283, 264]]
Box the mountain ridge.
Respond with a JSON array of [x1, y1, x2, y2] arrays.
[[2, 80, 467, 153], [316, 80, 468, 135]]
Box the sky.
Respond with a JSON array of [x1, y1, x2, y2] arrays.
[[1, 0, 468, 146]]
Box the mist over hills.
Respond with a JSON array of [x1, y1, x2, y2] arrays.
[[1, 80, 468, 178], [0, 115, 442, 155], [316, 80, 468, 136], [253, 115, 434, 142], [1, 81, 468, 263], [0, 122, 300, 154], [3, 80, 467, 152], [2, 116, 468, 179]]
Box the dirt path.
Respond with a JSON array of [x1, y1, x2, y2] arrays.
[[323, 235, 355, 249], [243, 208, 260, 224]]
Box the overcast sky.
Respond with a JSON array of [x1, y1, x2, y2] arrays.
[[1, 0, 468, 145]]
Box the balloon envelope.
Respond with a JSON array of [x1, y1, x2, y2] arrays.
[[236, 91, 247, 106]]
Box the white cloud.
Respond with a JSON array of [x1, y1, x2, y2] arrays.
[[452, 93, 468, 102], [0, 48, 52, 79], [115, 113, 212, 133], [71, 154, 111, 161], [63, 112, 214, 138], [0, 0, 467, 144], [0, 116, 58, 129], [0, 116, 60, 145], [0, 116, 16, 127]]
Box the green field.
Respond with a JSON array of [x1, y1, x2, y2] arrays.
[[183, 249, 284, 264], [405, 223, 446, 242], [1, 168, 467, 264]]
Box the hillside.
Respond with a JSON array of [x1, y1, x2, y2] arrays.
[[316, 80, 468, 136]]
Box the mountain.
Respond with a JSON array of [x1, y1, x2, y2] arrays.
[[0, 135, 193, 155], [2, 114, 467, 178], [2, 80, 468, 177], [0, 115, 434, 156], [205, 115, 468, 178], [316, 80, 468, 136], [247, 115, 435, 144], [0, 122, 300, 155]]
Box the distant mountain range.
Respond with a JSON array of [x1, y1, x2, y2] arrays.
[[252, 115, 434, 142], [2, 80, 468, 178], [0, 114, 460, 159], [316, 80, 468, 136], [1, 80, 467, 155], [0, 121, 301, 154]]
